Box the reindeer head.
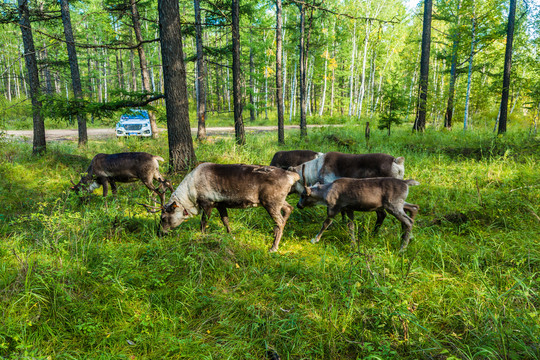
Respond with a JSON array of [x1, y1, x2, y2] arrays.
[[140, 200, 191, 235]]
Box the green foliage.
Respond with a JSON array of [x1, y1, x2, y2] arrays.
[[1, 127, 539, 358], [378, 77, 408, 135]]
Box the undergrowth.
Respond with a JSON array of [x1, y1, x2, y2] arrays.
[[0, 126, 538, 359]]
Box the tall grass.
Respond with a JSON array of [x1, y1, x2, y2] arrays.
[[1, 126, 539, 359]]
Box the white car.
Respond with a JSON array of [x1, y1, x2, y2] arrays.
[[115, 109, 152, 137]]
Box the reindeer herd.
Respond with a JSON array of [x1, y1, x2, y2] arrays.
[[70, 149, 420, 253]]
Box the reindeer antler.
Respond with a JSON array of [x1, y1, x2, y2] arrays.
[[301, 164, 311, 196], [138, 202, 164, 213]]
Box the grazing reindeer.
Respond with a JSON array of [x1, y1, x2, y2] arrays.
[[269, 150, 323, 169], [146, 163, 300, 252], [71, 152, 173, 203], [297, 166, 419, 251], [288, 151, 405, 195]]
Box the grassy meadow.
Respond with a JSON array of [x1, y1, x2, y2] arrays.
[[0, 125, 539, 359]]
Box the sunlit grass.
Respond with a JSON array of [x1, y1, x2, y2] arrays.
[[0, 125, 539, 359]]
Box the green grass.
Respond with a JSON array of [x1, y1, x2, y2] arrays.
[[1, 125, 539, 359]]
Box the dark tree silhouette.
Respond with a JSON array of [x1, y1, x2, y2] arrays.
[[18, 0, 46, 154], [444, 0, 461, 129], [413, 0, 433, 132], [498, 0, 517, 134], [158, 0, 196, 171], [232, 0, 245, 145], [276, 0, 284, 144], [299, 3, 307, 137], [60, 0, 87, 146], [194, 0, 207, 140], [130, 0, 159, 138]]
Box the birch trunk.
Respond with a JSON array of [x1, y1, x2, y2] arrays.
[[289, 61, 297, 123], [276, 0, 284, 143], [356, 22, 370, 118], [348, 22, 356, 116], [319, 46, 328, 116], [249, 40, 256, 122], [463, 7, 475, 130], [194, 0, 206, 139]]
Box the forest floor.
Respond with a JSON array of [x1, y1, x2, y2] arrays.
[[4, 124, 336, 142]]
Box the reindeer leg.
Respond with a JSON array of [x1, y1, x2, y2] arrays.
[[110, 180, 118, 195], [312, 217, 334, 244], [345, 210, 356, 243], [373, 209, 387, 233], [100, 178, 109, 197], [280, 202, 293, 223], [200, 203, 214, 234], [263, 204, 287, 253], [387, 207, 414, 252], [216, 205, 232, 234], [311, 207, 340, 244]]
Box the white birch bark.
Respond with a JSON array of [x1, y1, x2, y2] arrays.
[[348, 22, 357, 116], [289, 61, 297, 123], [464, 5, 476, 130], [356, 23, 370, 118], [319, 47, 328, 116]]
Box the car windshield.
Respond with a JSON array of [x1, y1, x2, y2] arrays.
[[122, 110, 149, 119]]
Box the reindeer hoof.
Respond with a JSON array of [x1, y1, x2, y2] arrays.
[[310, 238, 319, 244], [268, 247, 278, 253]]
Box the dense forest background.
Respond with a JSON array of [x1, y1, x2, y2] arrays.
[[0, 0, 539, 138]]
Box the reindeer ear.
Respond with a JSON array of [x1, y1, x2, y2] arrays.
[[183, 209, 189, 216]]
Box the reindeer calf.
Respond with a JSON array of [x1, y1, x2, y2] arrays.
[[297, 177, 420, 252]]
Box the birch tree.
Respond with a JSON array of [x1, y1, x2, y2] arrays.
[[194, 0, 206, 140]]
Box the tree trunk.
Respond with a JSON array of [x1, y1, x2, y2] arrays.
[[60, 0, 87, 146], [116, 50, 124, 89], [356, 23, 370, 118], [18, 0, 46, 154], [103, 48, 108, 103], [498, 0, 517, 134], [319, 45, 328, 116], [299, 4, 307, 137], [193, 0, 206, 140], [348, 22, 356, 116], [42, 42, 53, 95], [289, 61, 296, 123], [131, 0, 159, 138], [276, 0, 284, 143], [413, 0, 433, 132], [158, 0, 196, 171], [463, 6, 475, 131], [232, 0, 245, 145], [249, 34, 256, 122], [443, 2, 461, 129]]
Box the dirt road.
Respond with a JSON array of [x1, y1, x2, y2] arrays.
[[4, 125, 332, 142]]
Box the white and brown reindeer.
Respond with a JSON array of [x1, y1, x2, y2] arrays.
[[144, 163, 300, 252]]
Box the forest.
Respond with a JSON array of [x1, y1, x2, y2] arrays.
[[1, 0, 540, 358]]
